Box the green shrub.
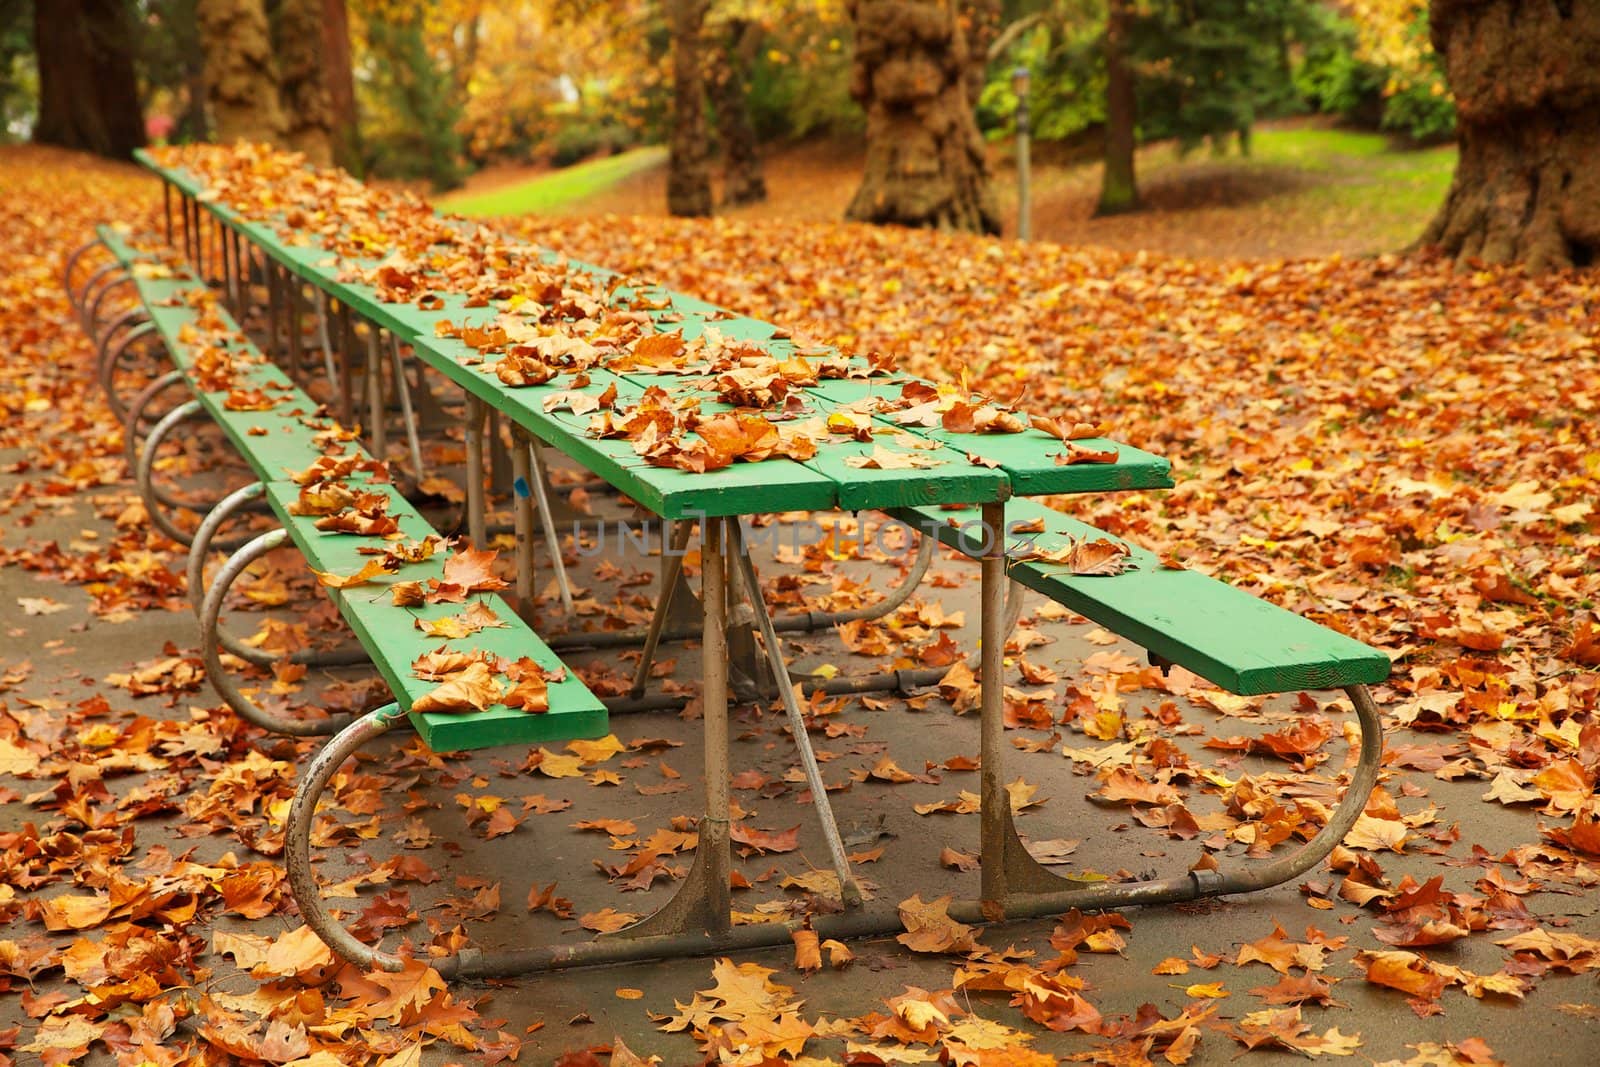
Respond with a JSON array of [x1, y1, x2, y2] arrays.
[[547, 121, 637, 168], [1381, 76, 1456, 143], [1293, 9, 1385, 125]]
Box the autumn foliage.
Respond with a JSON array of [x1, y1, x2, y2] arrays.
[[0, 140, 1597, 1065]]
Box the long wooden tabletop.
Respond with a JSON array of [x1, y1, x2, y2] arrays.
[[137, 149, 1174, 518]]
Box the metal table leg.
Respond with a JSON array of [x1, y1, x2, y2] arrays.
[[728, 520, 862, 907], [614, 516, 732, 940], [464, 395, 487, 547], [527, 438, 574, 615]]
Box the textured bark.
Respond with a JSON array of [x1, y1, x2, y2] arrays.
[[846, 0, 1000, 234], [320, 0, 361, 169], [713, 18, 767, 207], [32, 0, 146, 159], [959, 0, 999, 109], [1096, 0, 1138, 216], [667, 0, 714, 218], [273, 0, 333, 163], [1422, 0, 1600, 272], [197, 0, 285, 146]]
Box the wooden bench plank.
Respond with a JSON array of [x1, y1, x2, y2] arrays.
[[262, 482, 608, 750], [892, 499, 1390, 696]]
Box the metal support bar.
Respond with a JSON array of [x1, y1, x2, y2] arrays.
[[337, 303, 355, 427], [315, 291, 339, 406], [75, 262, 125, 334], [611, 517, 732, 942], [86, 275, 135, 336], [979, 500, 1010, 906], [365, 323, 386, 461], [527, 438, 573, 615], [99, 320, 161, 426], [122, 369, 189, 471], [389, 334, 426, 479], [510, 432, 536, 612], [630, 521, 696, 697], [551, 527, 935, 653], [464, 395, 486, 548], [62, 238, 104, 303], [728, 520, 862, 907]]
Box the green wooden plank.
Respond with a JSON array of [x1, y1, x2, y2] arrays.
[[812, 377, 1173, 495], [611, 372, 1008, 512], [95, 224, 152, 270], [423, 344, 841, 520], [138, 154, 1167, 512], [127, 273, 335, 480], [261, 482, 607, 750], [892, 499, 1389, 697]]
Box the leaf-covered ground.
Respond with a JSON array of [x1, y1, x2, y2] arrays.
[[1, 145, 1598, 1066]]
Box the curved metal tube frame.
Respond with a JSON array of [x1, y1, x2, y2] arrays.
[[285, 705, 414, 972], [100, 321, 166, 428], [136, 401, 217, 546], [286, 683, 1382, 977], [96, 308, 152, 377], [186, 483, 369, 669], [199, 530, 361, 737], [87, 275, 136, 337], [63, 239, 104, 301], [75, 262, 125, 333], [549, 530, 937, 652], [123, 370, 190, 471]]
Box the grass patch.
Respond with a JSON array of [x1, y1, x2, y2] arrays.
[[443, 147, 667, 217], [1134, 126, 1456, 251]]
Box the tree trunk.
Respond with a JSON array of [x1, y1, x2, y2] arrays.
[[197, 0, 285, 146], [273, 0, 333, 164], [321, 0, 361, 169], [714, 18, 767, 207], [1096, 0, 1138, 215], [667, 0, 714, 218], [846, 0, 1000, 234], [1422, 0, 1600, 272], [959, 0, 999, 109], [32, 0, 146, 159]]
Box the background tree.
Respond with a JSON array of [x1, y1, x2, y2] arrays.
[[137, 1, 209, 143], [710, 12, 768, 206], [1421, 0, 1598, 272], [32, 0, 146, 158], [667, 0, 714, 217], [320, 0, 361, 168], [1096, 0, 1134, 214], [197, 0, 285, 145], [356, 2, 467, 189], [846, 0, 1000, 234], [272, 0, 334, 163]]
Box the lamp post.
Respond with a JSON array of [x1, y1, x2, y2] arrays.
[[1012, 66, 1032, 241]]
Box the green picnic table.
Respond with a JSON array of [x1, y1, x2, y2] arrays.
[[133, 146, 1388, 978]]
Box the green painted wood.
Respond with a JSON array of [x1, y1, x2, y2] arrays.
[[891, 498, 1390, 697], [813, 378, 1175, 496], [262, 482, 607, 750], [123, 265, 334, 480], [136, 155, 1163, 514]]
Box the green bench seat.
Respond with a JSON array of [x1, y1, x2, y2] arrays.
[[98, 226, 607, 752], [891, 498, 1390, 697], [262, 480, 607, 750], [98, 224, 334, 479]]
